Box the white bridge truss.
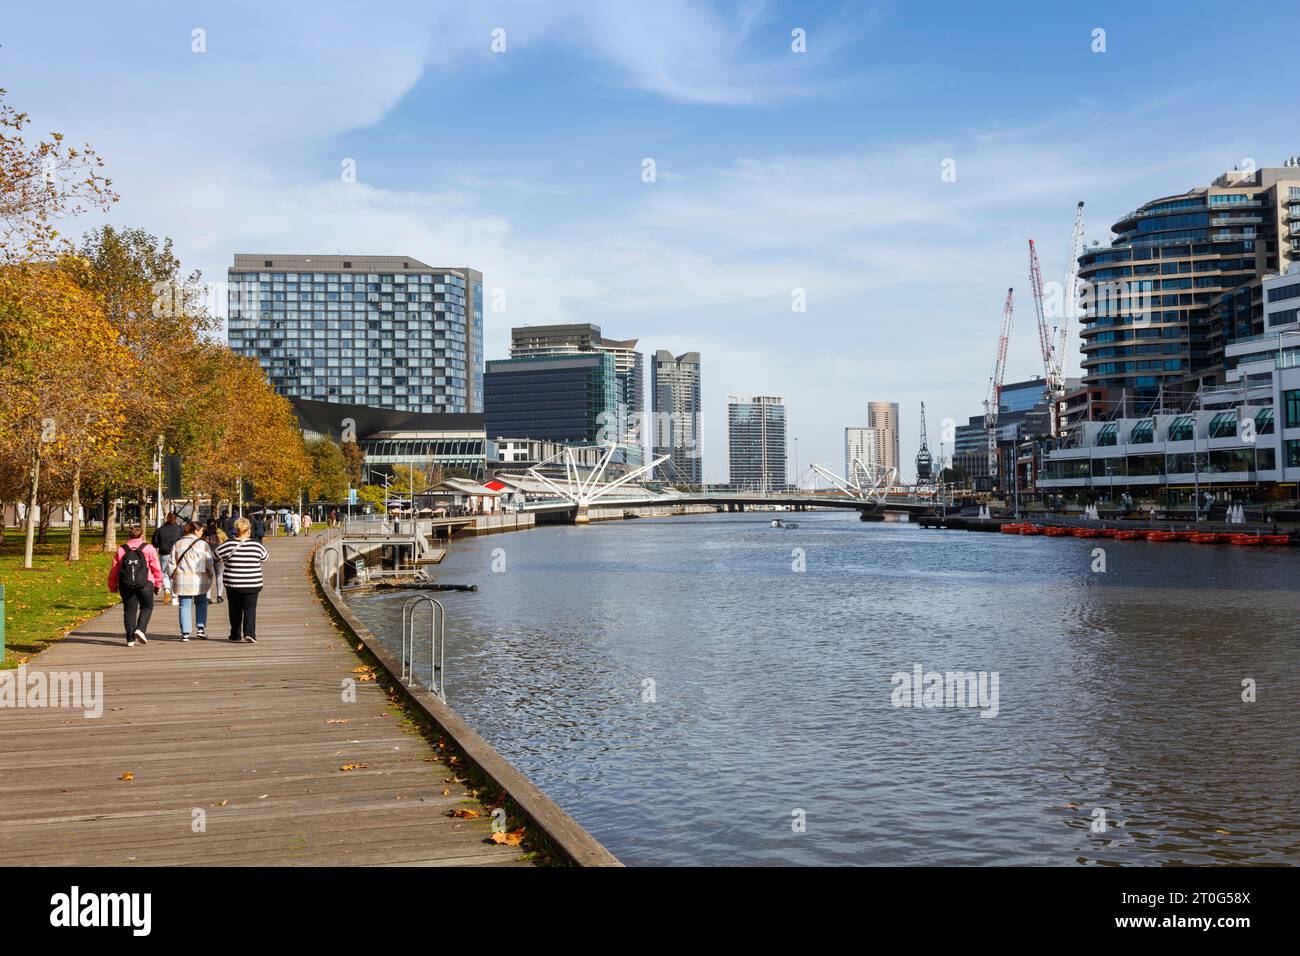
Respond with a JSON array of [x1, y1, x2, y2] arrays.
[[525, 443, 670, 508]]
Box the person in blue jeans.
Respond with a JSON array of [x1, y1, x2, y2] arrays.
[[169, 521, 215, 641]]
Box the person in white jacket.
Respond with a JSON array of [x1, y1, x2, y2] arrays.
[[170, 521, 216, 641]]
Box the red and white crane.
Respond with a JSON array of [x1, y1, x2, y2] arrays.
[[984, 286, 1014, 483]]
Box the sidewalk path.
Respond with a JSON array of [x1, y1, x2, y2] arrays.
[[0, 535, 530, 866]]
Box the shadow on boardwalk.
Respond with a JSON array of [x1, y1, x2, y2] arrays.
[[0, 535, 531, 866]]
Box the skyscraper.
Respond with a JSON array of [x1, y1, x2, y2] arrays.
[[728, 395, 787, 491], [1078, 159, 1300, 399], [844, 427, 880, 485], [509, 323, 644, 460], [651, 350, 702, 484], [867, 401, 900, 476], [226, 255, 483, 413]]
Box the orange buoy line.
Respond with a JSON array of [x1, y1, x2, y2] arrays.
[[993, 522, 1295, 546]]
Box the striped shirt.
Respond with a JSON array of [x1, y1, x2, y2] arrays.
[[215, 538, 269, 591]]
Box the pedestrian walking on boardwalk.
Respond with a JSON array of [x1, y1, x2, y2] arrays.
[[107, 526, 164, 646], [151, 511, 184, 604], [302, 512, 313, 533], [216, 516, 269, 644], [250, 511, 267, 542], [171, 520, 216, 642], [203, 517, 228, 603], [290, 511, 302, 536]]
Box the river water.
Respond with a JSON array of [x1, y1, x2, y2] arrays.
[[345, 511, 1299, 866]]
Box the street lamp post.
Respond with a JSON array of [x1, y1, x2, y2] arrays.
[[154, 434, 165, 532]]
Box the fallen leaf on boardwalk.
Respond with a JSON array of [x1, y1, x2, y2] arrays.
[[490, 828, 526, 846], [422, 757, 438, 763], [441, 789, 451, 796], [340, 763, 368, 772], [1215, 828, 1231, 835], [326, 718, 350, 725], [212, 800, 228, 808], [1062, 803, 1080, 810], [448, 808, 480, 819], [119, 772, 134, 781]]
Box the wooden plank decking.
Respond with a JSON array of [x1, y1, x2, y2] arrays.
[[0, 535, 531, 866]]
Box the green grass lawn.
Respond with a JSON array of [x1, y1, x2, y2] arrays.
[[1, 527, 119, 668]]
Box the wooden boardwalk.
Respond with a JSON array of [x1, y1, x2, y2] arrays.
[[0, 535, 532, 866]]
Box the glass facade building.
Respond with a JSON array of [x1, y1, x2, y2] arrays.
[[651, 350, 703, 484], [226, 255, 484, 414], [508, 323, 644, 462], [483, 353, 618, 444], [728, 395, 787, 491], [1078, 163, 1300, 400]]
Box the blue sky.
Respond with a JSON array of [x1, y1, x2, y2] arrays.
[[3, 1, 1292, 481]]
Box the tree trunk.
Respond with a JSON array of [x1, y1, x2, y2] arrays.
[[102, 491, 117, 552], [139, 488, 149, 539], [22, 449, 41, 570], [68, 464, 83, 561], [37, 488, 51, 545]]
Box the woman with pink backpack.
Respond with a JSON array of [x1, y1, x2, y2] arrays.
[[106, 526, 165, 647]]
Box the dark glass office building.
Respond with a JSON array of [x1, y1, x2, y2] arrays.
[[483, 353, 618, 444]]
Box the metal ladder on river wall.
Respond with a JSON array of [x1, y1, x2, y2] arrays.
[[401, 594, 446, 701]]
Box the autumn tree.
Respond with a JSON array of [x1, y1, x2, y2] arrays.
[[306, 437, 349, 503], [73, 226, 213, 547], [341, 439, 365, 486], [0, 87, 117, 262], [0, 261, 128, 568]]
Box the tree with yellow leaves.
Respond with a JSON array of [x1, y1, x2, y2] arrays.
[[0, 88, 116, 262], [0, 261, 130, 569]]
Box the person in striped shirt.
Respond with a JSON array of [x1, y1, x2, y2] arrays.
[[215, 517, 269, 643]]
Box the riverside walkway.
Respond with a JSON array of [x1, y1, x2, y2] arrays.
[[0, 535, 531, 866]]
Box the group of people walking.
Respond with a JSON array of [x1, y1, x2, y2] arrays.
[[106, 512, 270, 647]]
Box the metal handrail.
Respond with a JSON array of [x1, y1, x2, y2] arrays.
[[401, 595, 445, 701], [320, 543, 344, 595]]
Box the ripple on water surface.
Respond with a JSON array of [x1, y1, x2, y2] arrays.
[[346, 512, 1300, 866]]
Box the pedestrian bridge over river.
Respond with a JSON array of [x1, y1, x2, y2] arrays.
[[495, 445, 957, 524]]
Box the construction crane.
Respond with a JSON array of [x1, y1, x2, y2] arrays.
[[915, 402, 933, 482], [984, 287, 1014, 488], [1028, 201, 1085, 411], [1060, 201, 1085, 373]]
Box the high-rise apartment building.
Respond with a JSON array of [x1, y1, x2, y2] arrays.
[[651, 351, 702, 484], [844, 427, 880, 485], [510, 323, 644, 460], [1078, 159, 1300, 400], [226, 255, 483, 413], [728, 395, 787, 491], [867, 401, 901, 475]]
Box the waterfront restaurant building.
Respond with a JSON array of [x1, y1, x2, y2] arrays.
[[1039, 269, 1300, 506]]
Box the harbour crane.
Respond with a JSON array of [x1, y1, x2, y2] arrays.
[[915, 402, 933, 482], [984, 287, 1014, 488]]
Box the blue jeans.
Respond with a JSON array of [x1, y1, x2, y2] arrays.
[[178, 594, 209, 635]]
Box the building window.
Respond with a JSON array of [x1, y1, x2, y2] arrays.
[[1286, 390, 1300, 429], [1208, 410, 1237, 438], [1287, 439, 1300, 468], [1097, 422, 1118, 446], [1255, 407, 1274, 434], [1167, 415, 1194, 441], [1129, 419, 1154, 444]]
